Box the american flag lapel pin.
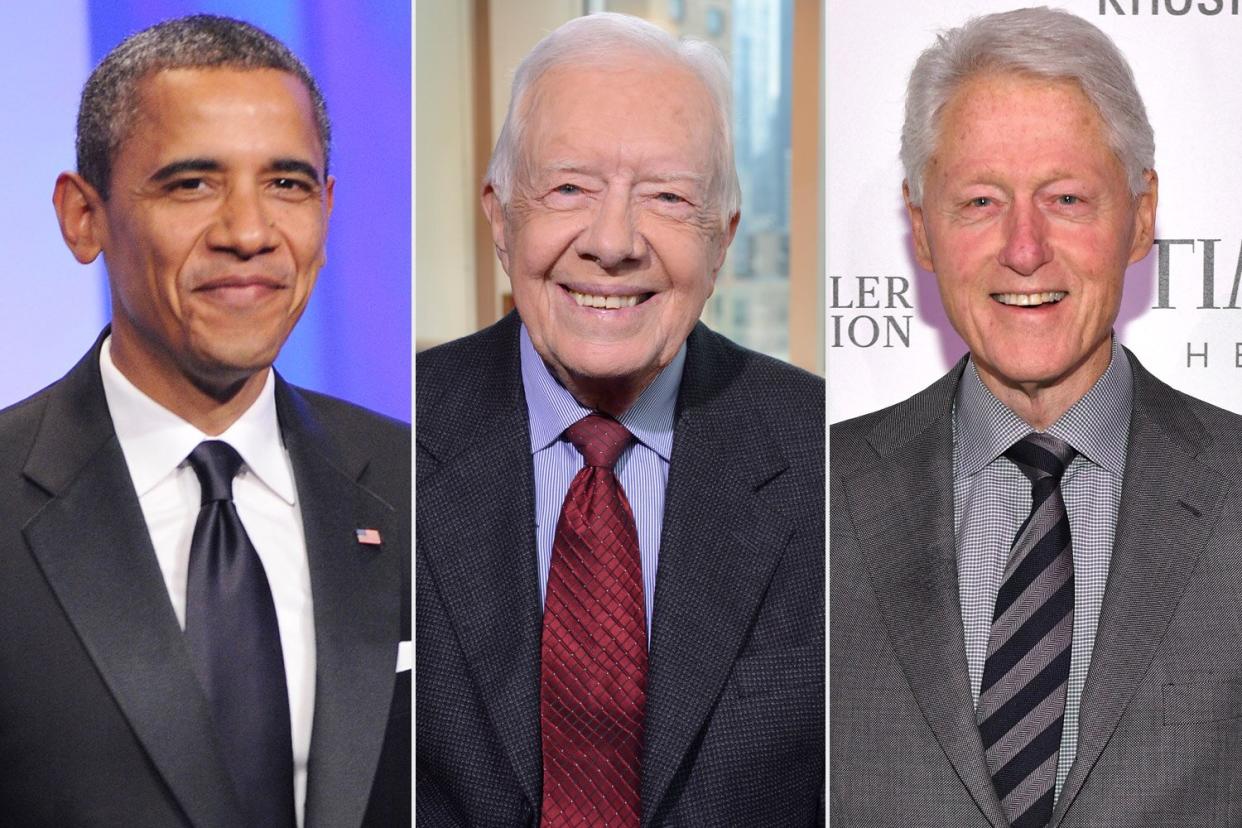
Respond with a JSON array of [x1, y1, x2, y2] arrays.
[[356, 528, 382, 546]]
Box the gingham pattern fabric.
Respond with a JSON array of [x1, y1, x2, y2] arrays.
[[953, 340, 1131, 801], [978, 433, 1076, 828], [540, 415, 646, 828]]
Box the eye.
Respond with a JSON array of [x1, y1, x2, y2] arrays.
[[655, 191, 687, 204], [270, 177, 317, 197], [168, 178, 205, 192], [554, 183, 582, 196], [968, 196, 991, 208], [1057, 194, 1081, 205]]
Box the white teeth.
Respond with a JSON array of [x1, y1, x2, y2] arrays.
[[993, 291, 1067, 307], [567, 289, 643, 309]]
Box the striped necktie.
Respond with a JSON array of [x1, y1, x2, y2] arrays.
[[977, 432, 1076, 828]]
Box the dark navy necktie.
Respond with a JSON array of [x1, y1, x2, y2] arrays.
[[185, 440, 295, 828], [978, 432, 1077, 828]]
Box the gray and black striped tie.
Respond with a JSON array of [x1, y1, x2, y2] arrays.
[[977, 432, 1076, 828]]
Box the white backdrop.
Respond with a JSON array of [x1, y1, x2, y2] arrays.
[[828, 0, 1242, 421]]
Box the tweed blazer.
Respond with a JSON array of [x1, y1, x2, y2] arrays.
[[0, 331, 410, 827], [417, 312, 824, 826], [831, 349, 1242, 827]]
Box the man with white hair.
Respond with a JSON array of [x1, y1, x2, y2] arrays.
[[417, 12, 824, 827], [833, 6, 1242, 826]]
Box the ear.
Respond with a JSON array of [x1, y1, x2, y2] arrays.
[[316, 174, 336, 267], [903, 180, 934, 272], [1128, 169, 1157, 266], [52, 172, 105, 264], [710, 211, 741, 278], [480, 183, 511, 273]]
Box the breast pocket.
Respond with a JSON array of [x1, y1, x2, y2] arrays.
[[1162, 679, 1242, 726], [727, 645, 822, 700]]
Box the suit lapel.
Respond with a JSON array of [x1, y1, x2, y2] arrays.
[[638, 328, 796, 824], [839, 363, 1007, 828], [280, 383, 403, 828], [1050, 358, 1228, 826], [417, 317, 544, 810], [21, 341, 242, 828]]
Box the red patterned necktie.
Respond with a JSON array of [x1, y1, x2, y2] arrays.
[[541, 414, 647, 828]]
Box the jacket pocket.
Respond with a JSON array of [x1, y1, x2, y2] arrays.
[[1162, 679, 1242, 726]]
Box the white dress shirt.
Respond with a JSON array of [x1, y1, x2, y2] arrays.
[[99, 337, 315, 827]]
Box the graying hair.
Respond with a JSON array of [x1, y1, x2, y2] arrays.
[[78, 14, 331, 200], [901, 6, 1154, 205], [485, 12, 740, 230]]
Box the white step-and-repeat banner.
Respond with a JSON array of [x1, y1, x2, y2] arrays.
[[828, 1, 1242, 421]]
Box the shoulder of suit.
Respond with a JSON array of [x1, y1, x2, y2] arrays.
[[683, 323, 823, 413], [0, 370, 69, 458], [416, 315, 519, 408], [286, 383, 409, 447], [1127, 350, 1242, 464], [830, 360, 962, 475]]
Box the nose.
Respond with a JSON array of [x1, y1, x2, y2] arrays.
[[997, 200, 1052, 276], [206, 184, 280, 259], [574, 187, 645, 269]]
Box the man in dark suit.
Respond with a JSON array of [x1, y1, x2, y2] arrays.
[[417, 13, 823, 827], [832, 7, 1242, 827], [0, 16, 408, 827]]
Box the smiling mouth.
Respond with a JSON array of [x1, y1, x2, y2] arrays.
[[566, 288, 654, 309], [992, 291, 1067, 307]]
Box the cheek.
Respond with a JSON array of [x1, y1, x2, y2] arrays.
[[511, 215, 583, 277]]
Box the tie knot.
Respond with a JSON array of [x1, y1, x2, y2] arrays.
[[187, 440, 244, 504], [565, 414, 632, 468], [1004, 432, 1077, 485]]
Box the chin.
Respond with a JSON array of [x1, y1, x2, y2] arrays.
[[192, 344, 279, 381]]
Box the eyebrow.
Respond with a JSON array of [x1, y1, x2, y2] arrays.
[[270, 158, 323, 184], [149, 157, 323, 184], [149, 158, 221, 182], [542, 162, 705, 185]]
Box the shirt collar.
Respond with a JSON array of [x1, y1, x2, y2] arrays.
[[519, 323, 683, 461], [954, 337, 1132, 477], [99, 335, 296, 504]]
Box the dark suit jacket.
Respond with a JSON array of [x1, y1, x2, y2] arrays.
[[416, 313, 824, 826], [0, 332, 410, 827], [831, 350, 1242, 827]]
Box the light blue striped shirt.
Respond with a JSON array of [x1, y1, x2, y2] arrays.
[[519, 324, 684, 641]]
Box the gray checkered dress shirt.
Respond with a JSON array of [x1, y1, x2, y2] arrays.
[[953, 339, 1132, 802]]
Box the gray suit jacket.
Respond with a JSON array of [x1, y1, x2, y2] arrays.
[[0, 332, 410, 827], [831, 350, 1242, 827], [417, 313, 824, 826]]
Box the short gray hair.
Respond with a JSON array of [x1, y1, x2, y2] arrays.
[[78, 14, 331, 200], [485, 12, 740, 229], [901, 6, 1154, 205]]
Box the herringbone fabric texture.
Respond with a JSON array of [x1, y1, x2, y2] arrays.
[[541, 415, 647, 827], [978, 432, 1076, 828]]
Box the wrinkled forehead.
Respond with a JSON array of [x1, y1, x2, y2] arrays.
[[517, 56, 718, 175], [932, 71, 1114, 162]]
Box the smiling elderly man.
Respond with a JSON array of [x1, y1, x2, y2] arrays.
[[832, 7, 1242, 827], [0, 16, 408, 828], [417, 12, 824, 827]]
